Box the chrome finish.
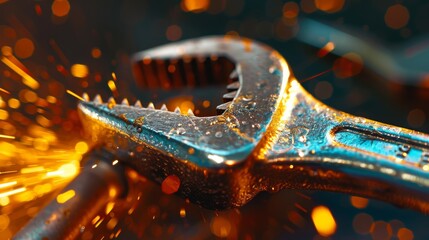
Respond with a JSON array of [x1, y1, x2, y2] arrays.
[[78, 36, 429, 212]]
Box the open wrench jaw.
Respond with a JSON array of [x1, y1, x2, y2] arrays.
[[77, 36, 293, 209]]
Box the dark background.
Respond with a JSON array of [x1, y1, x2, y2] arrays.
[[1, 0, 429, 239]]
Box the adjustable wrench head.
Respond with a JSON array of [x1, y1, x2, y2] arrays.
[[78, 36, 292, 209]]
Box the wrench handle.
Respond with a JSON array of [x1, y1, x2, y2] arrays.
[[260, 80, 429, 212]]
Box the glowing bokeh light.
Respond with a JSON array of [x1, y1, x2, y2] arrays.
[[161, 175, 181, 194], [56, 189, 76, 204], [311, 205, 337, 237], [350, 196, 369, 209], [385, 4, 409, 29], [52, 0, 71, 17], [210, 216, 232, 238], [283, 2, 299, 19], [166, 25, 183, 41], [314, 0, 345, 13], [71, 64, 89, 78], [14, 38, 35, 59], [181, 0, 210, 13]]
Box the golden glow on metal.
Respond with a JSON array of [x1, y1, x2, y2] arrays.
[[253, 53, 292, 161]]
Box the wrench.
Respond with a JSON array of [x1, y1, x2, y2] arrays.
[[15, 36, 429, 239], [96, 36, 429, 210]]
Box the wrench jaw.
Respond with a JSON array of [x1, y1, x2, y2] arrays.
[[77, 100, 261, 209], [77, 36, 294, 209]]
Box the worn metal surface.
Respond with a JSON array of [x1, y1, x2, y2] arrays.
[[78, 36, 429, 212]]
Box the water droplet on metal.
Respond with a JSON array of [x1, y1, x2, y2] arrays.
[[245, 101, 256, 110], [176, 127, 186, 135], [298, 149, 309, 157], [215, 132, 223, 138], [242, 94, 253, 101]]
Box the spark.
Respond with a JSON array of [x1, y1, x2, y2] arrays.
[[1, 56, 40, 89], [107, 80, 118, 96], [20, 166, 45, 174], [92, 215, 101, 225], [294, 203, 308, 213], [0, 134, 15, 140], [0, 88, 10, 94], [66, 89, 85, 101], [105, 202, 115, 214], [49, 39, 70, 65], [300, 68, 332, 83], [0, 181, 17, 189], [0, 187, 26, 198], [56, 189, 76, 204]]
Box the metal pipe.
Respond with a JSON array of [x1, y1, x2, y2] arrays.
[[14, 148, 128, 240]]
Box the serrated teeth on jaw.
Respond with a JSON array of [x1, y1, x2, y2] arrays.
[[187, 109, 195, 116], [223, 91, 237, 102], [93, 94, 103, 104], [174, 107, 181, 113], [160, 104, 168, 111], [82, 93, 89, 101], [227, 81, 240, 92], [229, 69, 238, 79], [216, 101, 231, 114], [107, 97, 116, 105], [121, 98, 129, 105], [147, 102, 155, 109], [134, 100, 143, 108]]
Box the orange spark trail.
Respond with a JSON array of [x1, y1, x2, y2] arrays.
[[1, 57, 40, 89], [49, 39, 70, 65], [108, 80, 119, 97], [300, 68, 333, 83], [0, 134, 15, 140], [66, 90, 85, 101], [0, 88, 10, 94]]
